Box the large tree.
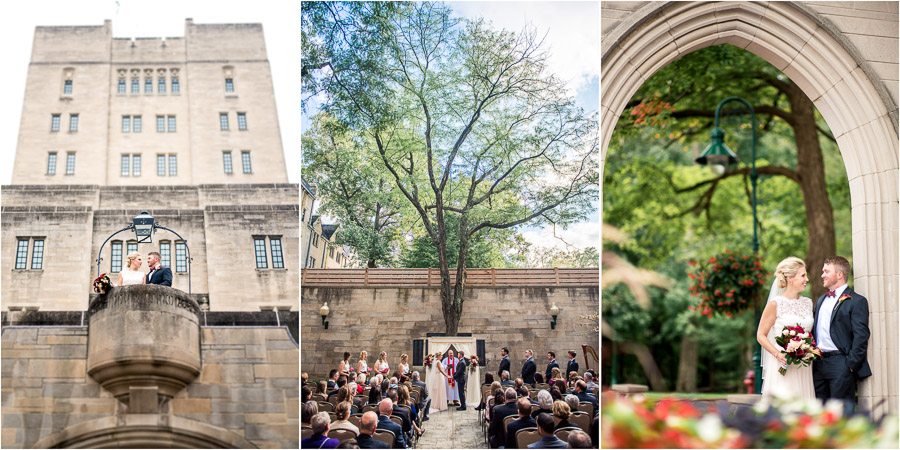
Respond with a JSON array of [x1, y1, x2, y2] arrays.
[[303, 2, 598, 334]]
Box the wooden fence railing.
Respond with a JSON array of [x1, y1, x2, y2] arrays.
[[300, 268, 599, 287]]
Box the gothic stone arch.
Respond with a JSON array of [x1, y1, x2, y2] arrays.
[[601, 1, 898, 418]]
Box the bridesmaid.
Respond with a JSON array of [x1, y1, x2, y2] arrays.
[[357, 351, 369, 382]]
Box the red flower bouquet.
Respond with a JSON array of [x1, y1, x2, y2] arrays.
[[93, 273, 112, 294], [774, 324, 822, 375]]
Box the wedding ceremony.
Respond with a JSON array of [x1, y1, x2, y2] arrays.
[[301, 0, 599, 448], [600, 2, 898, 448]]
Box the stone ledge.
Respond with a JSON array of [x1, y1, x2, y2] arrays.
[[610, 384, 649, 394]]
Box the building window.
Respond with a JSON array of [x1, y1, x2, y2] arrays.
[[313, 233, 319, 248], [237, 113, 247, 130], [168, 116, 176, 132], [158, 76, 166, 94], [65, 153, 75, 175], [308, 256, 316, 268], [127, 241, 138, 256], [133, 154, 141, 176], [145, 77, 153, 94], [47, 153, 57, 175], [157, 155, 166, 176], [175, 242, 187, 273], [111, 242, 122, 273], [223, 151, 233, 174], [329, 246, 335, 258], [15, 240, 28, 269], [157, 116, 165, 132], [64, 80, 72, 95], [159, 241, 171, 268], [121, 154, 130, 176], [168, 155, 177, 176], [254, 238, 268, 268], [225, 78, 234, 92], [220, 113, 229, 131], [133, 116, 142, 133], [241, 151, 252, 173], [271, 238, 284, 268], [122, 116, 130, 133], [302, 208, 306, 222], [131, 76, 139, 94], [172, 76, 180, 94], [119, 77, 126, 94], [51, 114, 60, 132], [69, 114, 78, 132]]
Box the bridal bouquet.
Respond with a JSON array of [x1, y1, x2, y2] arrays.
[[424, 355, 433, 368], [93, 273, 112, 294], [469, 355, 479, 372], [774, 324, 822, 375]]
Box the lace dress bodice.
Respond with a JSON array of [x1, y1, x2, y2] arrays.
[[771, 295, 814, 333], [120, 269, 145, 286]]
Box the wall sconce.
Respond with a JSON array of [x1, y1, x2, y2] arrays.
[[320, 302, 330, 330], [550, 303, 559, 330]]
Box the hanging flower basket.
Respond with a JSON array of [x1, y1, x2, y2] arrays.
[[688, 249, 768, 318]]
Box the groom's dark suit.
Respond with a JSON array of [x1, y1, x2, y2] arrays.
[[454, 358, 467, 409], [146, 265, 173, 286], [812, 287, 871, 403]]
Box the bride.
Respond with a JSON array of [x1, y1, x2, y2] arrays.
[[756, 256, 815, 399], [117, 252, 146, 286], [427, 351, 449, 413]]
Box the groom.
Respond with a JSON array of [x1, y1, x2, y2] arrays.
[[454, 351, 468, 411], [145, 251, 173, 286], [813, 256, 871, 406]]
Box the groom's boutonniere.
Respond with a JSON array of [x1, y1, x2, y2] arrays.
[[834, 293, 852, 310]]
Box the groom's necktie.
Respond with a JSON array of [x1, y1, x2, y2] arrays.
[[825, 289, 836, 297]]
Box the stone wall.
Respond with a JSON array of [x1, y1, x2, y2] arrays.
[[1, 323, 298, 448], [300, 286, 600, 380]]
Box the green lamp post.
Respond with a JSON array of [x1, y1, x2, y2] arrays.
[[695, 96, 762, 394]]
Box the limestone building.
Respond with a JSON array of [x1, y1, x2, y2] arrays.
[[301, 177, 350, 269], [2, 19, 298, 448]]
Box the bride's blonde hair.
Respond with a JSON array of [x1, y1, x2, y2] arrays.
[[124, 252, 141, 271], [775, 257, 806, 289]]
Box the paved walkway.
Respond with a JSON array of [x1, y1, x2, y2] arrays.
[[416, 405, 488, 449]]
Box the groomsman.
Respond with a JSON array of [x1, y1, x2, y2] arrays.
[[545, 351, 559, 381], [522, 349, 536, 386], [566, 351, 579, 378], [498, 347, 511, 378]]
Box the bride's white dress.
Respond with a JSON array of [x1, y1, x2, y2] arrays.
[[761, 295, 816, 399], [120, 269, 144, 286], [426, 361, 448, 413]]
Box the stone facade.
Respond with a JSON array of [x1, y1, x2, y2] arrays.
[[300, 178, 349, 269], [12, 19, 287, 186], [300, 285, 600, 380], [1, 318, 298, 448], [601, 1, 898, 419]]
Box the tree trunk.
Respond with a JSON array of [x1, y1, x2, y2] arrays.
[[788, 83, 836, 300], [619, 340, 668, 392], [367, 258, 376, 268], [676, 335, 698, 392]]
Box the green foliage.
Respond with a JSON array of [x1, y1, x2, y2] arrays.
[[688, 250, 768, 318], [528, 246, 599, 268], [400, 215, 530, 268]]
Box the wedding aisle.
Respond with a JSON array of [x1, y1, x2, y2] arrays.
[[416, 407, 487, 449]]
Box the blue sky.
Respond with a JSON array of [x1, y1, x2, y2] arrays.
[[302, 1, 600, 252]]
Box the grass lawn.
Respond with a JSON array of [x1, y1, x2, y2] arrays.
[[642, 392, 734, 402]]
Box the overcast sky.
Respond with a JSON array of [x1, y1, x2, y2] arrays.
[[302, 1, 600, 252], [0, 0, 300, 185]]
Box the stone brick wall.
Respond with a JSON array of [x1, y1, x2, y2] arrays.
[[1, 325, 298, 449], [300, 286, 600, 380]]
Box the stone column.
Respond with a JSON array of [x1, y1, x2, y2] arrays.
[[86, 284, 202, 413]]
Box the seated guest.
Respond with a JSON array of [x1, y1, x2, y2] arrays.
[[531, 390, 553, 419], [330, 401, 360, 435], [564, 394, 580, 415], [368, 386, 382, 406], [356, 411, 389, 449], [336, 386, 358, 413], [376, 399, 407, 449], [337, 440, 359, 449], [356, 374, 367, 394], [302, 372, 309, 385], [567, 371, 579, 390], [389, 377, 399, 391], [552, 401, 574, 431], [301, 401, 318, 428], [527, 413, 567, 448], [397, 385, 423, 436], [533, 373, 544, 385], [327, 369, 340, 391], [516, 386, 530, 399], [301, 385, 312, 404], [484, 381, 503, 422], [548, 386, 562, 402], [567, 430, 592, 448], [317, 380, 328, 395], [573, 380, 598, 412], [553, 379, 567, 394], [489, 386, 506, 423], [583, 373, 599, 392], [505, 397, 537, 449], [301, 411, 339, 449], [500, 371, 514, 387], [514, 378, 524, 391], [488, 388, 520, 448], [475, 373, 494, 411], [385, 389, 413, 442], [590, 415, 599, 448], [410, 371, 431, 421], [549, 367, 563, 384]]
